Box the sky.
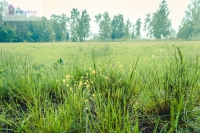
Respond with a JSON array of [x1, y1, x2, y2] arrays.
[[5, 0, 192, 36]]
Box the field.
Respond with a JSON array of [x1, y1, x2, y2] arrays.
[[0, 41, 200, 132]]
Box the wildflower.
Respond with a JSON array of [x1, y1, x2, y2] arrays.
[[92, 70, 96, 75], [66, 84, 69, 87], [105, 76, 109, 80], [85, 99, 89, 103], [66, 74, 70, 79], [86, 84, 90, 89], [91, 81, 93, 84], [79, 81, 82, 86], [62, 79, 66, 83], [92, 94, 95, 97], [70, 87, 72, 91]]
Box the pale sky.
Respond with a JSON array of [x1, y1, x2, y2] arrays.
[[5, 0, 192, 36]]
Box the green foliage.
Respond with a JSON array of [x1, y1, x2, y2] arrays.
[[123, 19, 132, 39], [177, 0, 200, 39], [0, 26, 17, 42], [70, 8, 80, 42], [143, 13, 152, 38], [149, 0, 172, 39], [50, 14, 69, 42], [111, 14, 124, 39], [135, 18, 142, 38], [69, 9, 91, 42], [77, 10, 91, 42], [95, 12, 112, 41]]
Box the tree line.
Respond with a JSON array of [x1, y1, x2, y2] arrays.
[[0, 0, 200, 42]]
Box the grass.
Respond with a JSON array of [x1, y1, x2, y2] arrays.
[[0, 41, 200, 132]]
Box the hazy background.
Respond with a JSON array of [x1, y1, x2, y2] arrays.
[[6, 0, 191, 36]]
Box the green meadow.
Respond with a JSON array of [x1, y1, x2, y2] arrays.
[[0, 41, 200, 132]]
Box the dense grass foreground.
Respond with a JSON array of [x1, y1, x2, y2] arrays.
[[0, 46, 200, 132]]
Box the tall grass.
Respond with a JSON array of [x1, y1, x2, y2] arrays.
[[0, 46, 200, 132]]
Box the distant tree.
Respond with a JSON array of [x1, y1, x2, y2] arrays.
[[70, 8, 80, 42], [0, 0, 17, 42], [0, 25, 17, 42], [27, 21, 42, 42], [135, 18, 142, 38], [77, 10, 91, 41], [50, 14, 69, 42], [143, 13, 152, 38], [50, 14, 62, 41], [60, 14, 69, 41], [150, 0, 172, 39], [14, 21, 33, 42], [177, 0, 200, 39], [170, 28, 177, 39], [123, 19, 132, 39], [95, 12, 112, 41], [131, 24, 135, 39], [41, 16, 54, 42], [111, 14, 124, 39]]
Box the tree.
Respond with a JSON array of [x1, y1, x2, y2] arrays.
[[0, 25, 17, 42], [70, 8, 80, 42], [111, 14, 124, 39], [50, 14, 68, 42], [135, 18, 142, 38], [41, 16, 54, 42], [95, 12, 112, 41], [143, 13, 152, 38], [150, 0, 172, 39], [60, 13, 69, 41], [27, 21, 42, 42], [131, 24, 135, 39], [14, 21, 33, 42], [123, 19, 132, 39], [0, 0, 17, 42], [177, 0, 200, 39], [77, 10, 91, 41]]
